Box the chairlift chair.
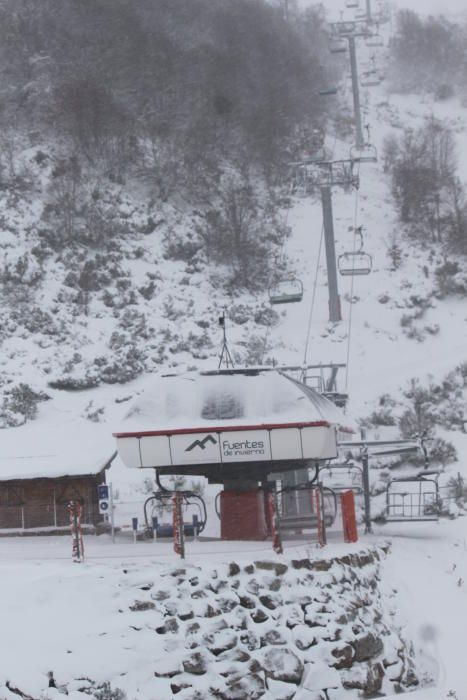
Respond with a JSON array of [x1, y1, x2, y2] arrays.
[[269, 278, 303, 304], [329, 38, 347, 54], [360, 72, 381, 88], [319, 87, 339, 96], [319, 463, 363, 494], [346, 0, 359, 7], [280, 483, 338, 532], [350, 142, 378, 163], [338, 225, 373, 276], [355, 9, 367, 18], [307, 147, 325, 163], [338, 251, 372, 276], [143, 489, 208, 537], [386, 471, 441, 522], [366, 34, 384, 48]]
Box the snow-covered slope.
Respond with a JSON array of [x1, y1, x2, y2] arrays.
[[2, 0, 467, 697]]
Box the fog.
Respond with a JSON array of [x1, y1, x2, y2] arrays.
[[301, 0, 467, 20]]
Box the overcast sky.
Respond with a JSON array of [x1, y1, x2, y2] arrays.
[[300, 0, 467, 20]]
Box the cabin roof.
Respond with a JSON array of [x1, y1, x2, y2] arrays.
[[114, 369, 356, 437], [0, 417, 115, 482]]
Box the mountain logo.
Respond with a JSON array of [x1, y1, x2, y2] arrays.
[[185, 435, 217, 452]]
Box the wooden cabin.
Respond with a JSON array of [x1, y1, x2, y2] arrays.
[[0, 418, 116, 534]]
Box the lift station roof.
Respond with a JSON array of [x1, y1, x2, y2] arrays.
[[113, 369, 355, 482]]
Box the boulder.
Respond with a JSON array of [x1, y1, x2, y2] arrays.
[[292, 627, 316, 651], [263, 648, 304, 685], [352, 633, 384, 662], [251, 609, 269, 624], [266, 678, 297, 700], [255, 561, 288, 576], [228, 562, 241, 577], [285, 605, 304, 629], [170, 681, 192, 695], [269, 578, 283, 592], [129, 600, 155, 612], [330, 644, 354, 670], [240, 630, 261, 651], [204, 629, 238, 657], [183, 651, 208, 675], [220, 673, 265, 700], [261, 629, 287, 646], [239, 595, 256, 609], [155, 617, 179, 634], [302, 665, 341, 691], [363, 662, 385, 696], [246, 579, 261, 595], [191, 589, 207, 599], [259, 594, 280, 610], [218, 595, 239, 613], [154, 657, 182, 678]]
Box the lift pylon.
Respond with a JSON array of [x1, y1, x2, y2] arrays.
[[329, 19, 378, 151], [288, 158, 359, 323]]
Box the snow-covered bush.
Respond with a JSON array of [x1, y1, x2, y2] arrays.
[[0, 383, 50, 428], [194, 172, 290, 292], [435, 260, 467, 297], [92, 682, 126, 700]]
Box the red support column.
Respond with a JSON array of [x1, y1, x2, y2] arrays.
[[341, 490, 358, 543], [172, 493, 185, 558]]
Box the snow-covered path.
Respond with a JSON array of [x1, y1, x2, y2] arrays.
[[374, 520, 467, 698]]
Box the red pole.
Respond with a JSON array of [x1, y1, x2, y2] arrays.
[[172, 493, 185, 559], [341, 490, 358, 543], [266, 491, 283, 555]]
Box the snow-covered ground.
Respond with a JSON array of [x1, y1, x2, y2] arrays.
[[2, 1, 467, 698]]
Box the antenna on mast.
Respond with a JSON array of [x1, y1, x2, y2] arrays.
[[218, 309, 235, 369]]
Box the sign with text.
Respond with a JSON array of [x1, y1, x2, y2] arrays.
[[220, 429, 271, 462]]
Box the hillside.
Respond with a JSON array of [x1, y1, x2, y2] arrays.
[[2, 0, 467, 697]]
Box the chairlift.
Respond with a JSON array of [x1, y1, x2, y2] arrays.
[[338, 251, 372, 276], [338, 226, 372, 276], [310, 127, 325, 148], [355, 9, 367, 18], [329, 37, 347, 54], [279, 482, 338, 532], [143, 488, 207, 538], [319, 87, 339, 96], [269, 278, 303, 304], [320, 463, 363, 494], [366, 34, 384, 48], [297, 147, 325, 164], [386, 471, 441, 522], [350, 142, 378, 163], [289, 162, 315, 196], [360, 71, 381, 88], [346, 0, 359, 7]]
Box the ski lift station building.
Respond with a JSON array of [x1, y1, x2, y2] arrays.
[[114, 369, 355, 539]]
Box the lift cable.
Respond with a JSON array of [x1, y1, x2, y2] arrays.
[[344, 159, 361, 391], [302, 220, 325, 367], [260, 202, 292, 364]]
